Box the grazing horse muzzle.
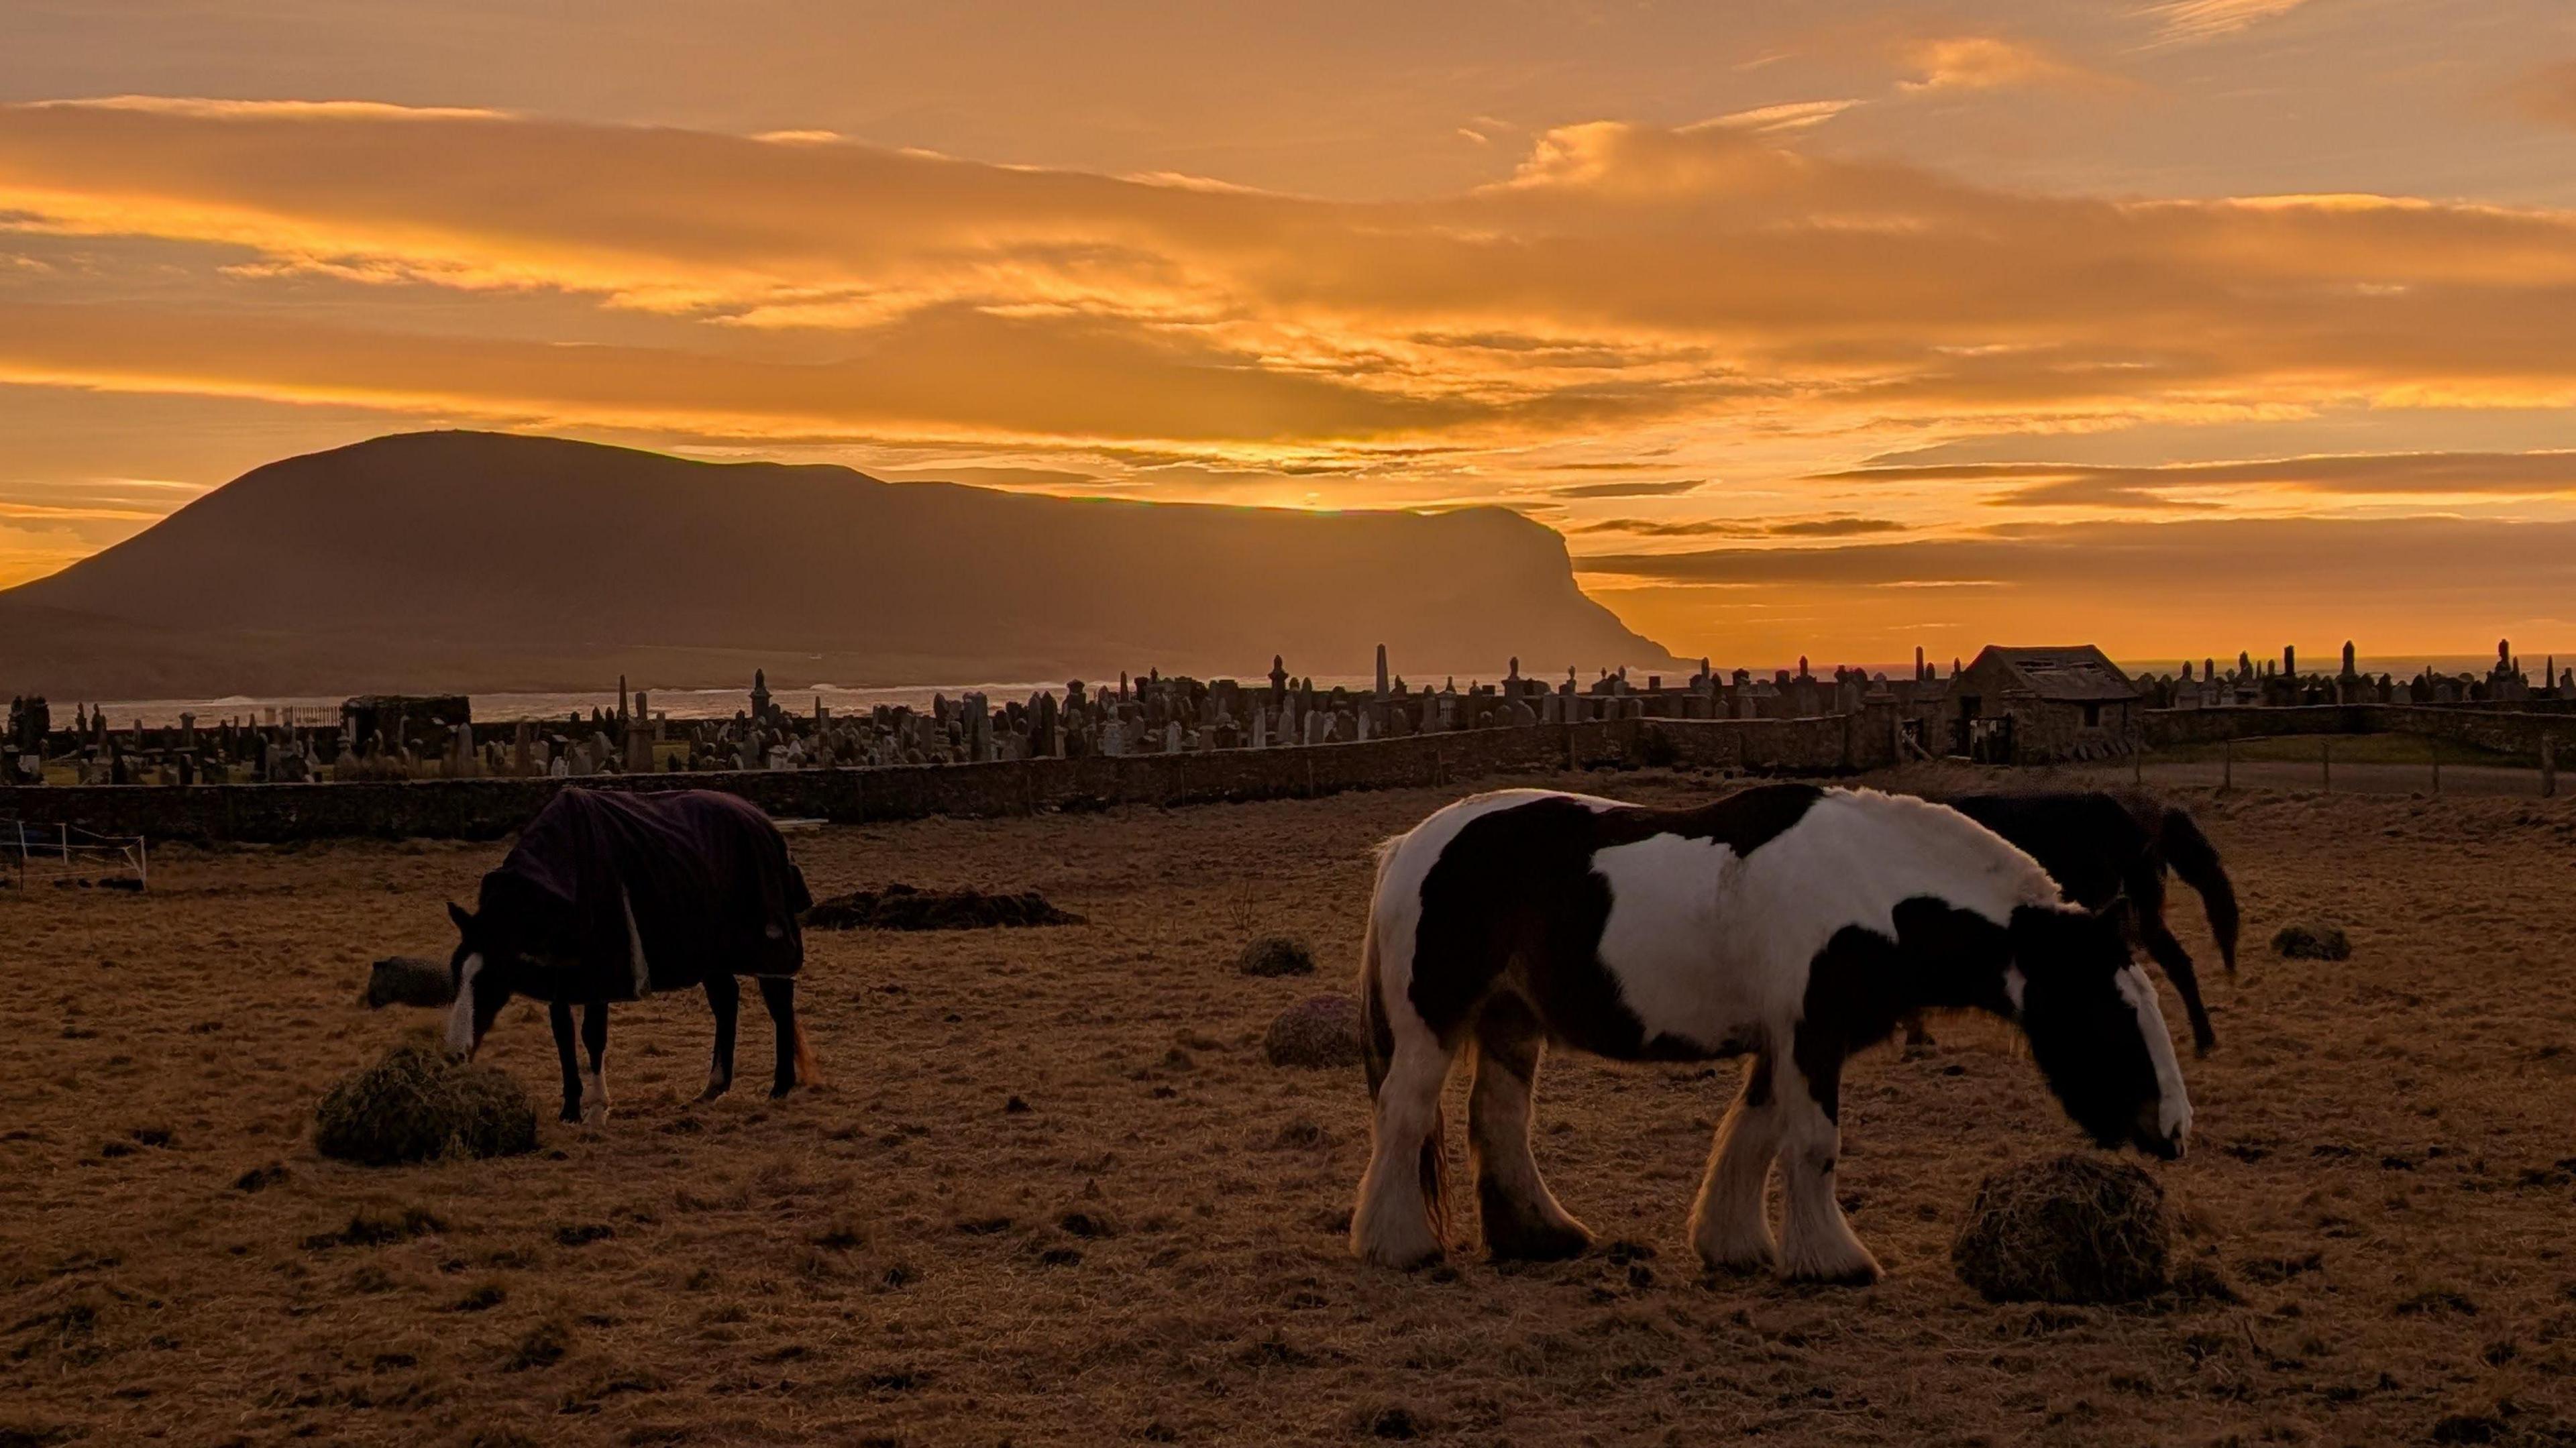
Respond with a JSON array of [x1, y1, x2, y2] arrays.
[[445, 953, 486, 1058], [2132, 1111, 2186, 1160]]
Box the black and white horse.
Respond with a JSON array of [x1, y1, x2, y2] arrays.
[[1941, 789, 2239, 1054], [1350, 784, 2190, 1283], [445, 787, 816, 1123]]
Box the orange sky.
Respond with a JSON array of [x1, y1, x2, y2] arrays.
[[7, 1, 2576, 665]]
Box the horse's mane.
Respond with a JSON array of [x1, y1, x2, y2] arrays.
[[1828, 786, 2074, 913]]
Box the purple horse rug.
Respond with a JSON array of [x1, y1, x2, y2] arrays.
[[478, 786, 812, 1002]]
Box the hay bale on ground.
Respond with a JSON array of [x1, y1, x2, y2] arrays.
[[1264, 994, 1365, 1069], [805, 883, 1084, 930], [314, 1036, 539, 1166], [362, 956, 455, 1009], [2271, 923, 2351, 960], [1236, 935, 1316, 978], [1951, 1154, 2172, 1304]]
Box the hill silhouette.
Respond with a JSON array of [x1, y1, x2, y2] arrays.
[[0, 431, 1679, 698]]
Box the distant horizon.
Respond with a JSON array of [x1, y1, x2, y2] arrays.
[[39, 651, 2567, 728]]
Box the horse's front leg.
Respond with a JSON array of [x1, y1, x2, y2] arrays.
[[1774, 1049, 1882, 1285], [697, 970, 740, 1103], [549, 1000, 584, 1123], [1688, 1048, 1783, 1274], [579, 1000, 611, 1125]]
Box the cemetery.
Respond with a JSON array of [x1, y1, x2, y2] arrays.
[[7, 638, 2576, 842]]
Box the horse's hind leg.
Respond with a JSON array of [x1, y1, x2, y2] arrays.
[[1469, 995, 1592, 1262], [1772, 1051, 1881, 1285], [579, 1000, 610, 1125], [1352, 985, 1461, 1271], [756, 977, 805, 1099], [1688, 1048, 1784, 1274], [697, 971, 740, 1103], [549, 1001, 584, 1123]]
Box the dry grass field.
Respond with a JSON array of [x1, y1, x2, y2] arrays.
[[6, 768, 2576, 1447]]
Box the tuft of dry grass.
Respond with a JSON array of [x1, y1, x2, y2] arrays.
[[1235, 934, 1317, 978], [1951, 1153, 2171, 1303], [1262, 993, 1364, 1068], [313, 1035, 539, 1165]]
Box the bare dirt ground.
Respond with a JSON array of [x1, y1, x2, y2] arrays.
[[6, 767, 2575, 1447]]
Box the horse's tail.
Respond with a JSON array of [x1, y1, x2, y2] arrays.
[[1360, 840, 1399, 1103], [792, 1013, 820, 1088], [1359, 834, 1446, 1245], [2155, 805, 2240, 975]]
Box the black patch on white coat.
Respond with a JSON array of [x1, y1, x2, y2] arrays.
[[1407, 785, 1823, 1059], [1791, 897, 2023, 1121]]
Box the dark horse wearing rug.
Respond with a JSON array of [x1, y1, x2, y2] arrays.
[[445, 787, 816, 1123], [1350, 784, 2190, 1284], [1939, 790, 2239, 1054]]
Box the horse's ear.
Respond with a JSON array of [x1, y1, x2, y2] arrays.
[[447, 901, 475, 935]]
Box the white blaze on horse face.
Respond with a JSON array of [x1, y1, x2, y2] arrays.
[[2002, 966, 2027, 1017], [2116, 964, 2192, 1148], [446, 954, 485, 1056]]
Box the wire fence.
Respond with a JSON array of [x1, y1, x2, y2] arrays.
[[2, 818, 148, 891]]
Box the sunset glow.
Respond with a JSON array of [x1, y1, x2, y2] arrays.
[[7, 1, 2576, 661]]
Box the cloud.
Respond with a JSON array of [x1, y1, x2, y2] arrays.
[[2139, 0, 2314, 44], [1579, 516, 2576, 590], [1, 98, 2575, 463], [1688, 99, 1862, 134], [1544, 478, 1709, 499], [1573, 515, 1906, 538], [1816, 450, 2576, 506], [1896, 38, 2104, 94], [2514, 60, 2576, 130], [1573, 515, 2576, 659], [1767, 516, 1909, 537]]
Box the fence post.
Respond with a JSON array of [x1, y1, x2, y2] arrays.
[[2430, 734, 2440, 795], [2321, 738, 2330, 793], [2221, 737, 2233, 793], [2544, 736, 2557, 799]]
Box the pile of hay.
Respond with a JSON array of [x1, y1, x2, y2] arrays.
[[362, 956, 455, 1009], [2271, 923, 2351, 960], [806, 883, 1083, 931], [1951, 1154, 2172, 1304], [1264, 994, 1365, 1069], [313, 1036, 539, 1166], [1235, 935, 1316, 978]]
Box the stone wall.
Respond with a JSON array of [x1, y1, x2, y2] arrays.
[[0, 711, 1894, 843]]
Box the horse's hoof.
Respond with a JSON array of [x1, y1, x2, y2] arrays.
[[558, 1107, 583, 1125], [1782, 1251, 1884, 1287], [1792, 1264, 1884, 1288], [1696, 1247, 1778, 1278], [1485, 1221, 1595, 1263], [1354, 1235, 1448, 1272], [767, 1083, 795, 1101]]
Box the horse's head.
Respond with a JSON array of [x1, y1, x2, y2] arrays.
[[2008, 899, 2191, 1160], [443, 900, 511, 1059], [445, 876, 583, 1057]]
